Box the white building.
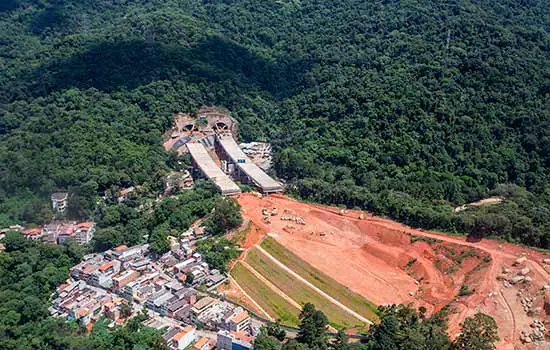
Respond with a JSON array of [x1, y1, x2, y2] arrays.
[[172, 326, 196, 349], [74, 222, 95, 245], [51, 192, 69, 213]]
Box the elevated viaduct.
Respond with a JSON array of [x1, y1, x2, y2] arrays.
[[186, 142, 241, 196], [215, 135, 283, 194]]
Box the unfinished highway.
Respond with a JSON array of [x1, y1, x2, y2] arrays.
[[216, 135, 283, 194], [186, 142, 241, 196]]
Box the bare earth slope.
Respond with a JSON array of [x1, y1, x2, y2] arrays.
[[236, 193, 550, 350]]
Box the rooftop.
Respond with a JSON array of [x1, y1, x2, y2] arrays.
[[194, 337, 209, 349], [193, 296, 216, 311], [230, 310, 249, 324], [231, 330, 253, 344], [173, 325, 195, 341], [98, 261, 114, 272], [163, 327, 181, 342], [77, 222, 94, 229], [51, 192, 69, 201], [22, 228, 41, 235]]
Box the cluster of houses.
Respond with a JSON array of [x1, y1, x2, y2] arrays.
[[148, 301, 255, 350], [22, 221, 95, 245], [1, 221, 96, 245], [153, 303, 254, 350], [50, 242, 255, 350], [0, 192, 95, 246]]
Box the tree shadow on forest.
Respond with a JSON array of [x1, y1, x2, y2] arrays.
[[26, 37, 307, 100], [0, 0, 19, 12]]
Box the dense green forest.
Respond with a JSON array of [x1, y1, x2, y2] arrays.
[[0, 0, 549, 248], [254, 303, 499, 350]]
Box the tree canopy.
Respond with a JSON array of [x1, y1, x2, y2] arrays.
[[255, 303, 499, 350], [0, 0, 548, 247]]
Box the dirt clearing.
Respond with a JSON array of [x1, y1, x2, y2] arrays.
[[236, 193, 550, 350]]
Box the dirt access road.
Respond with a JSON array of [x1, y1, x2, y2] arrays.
[[236, 193, 550, 350]]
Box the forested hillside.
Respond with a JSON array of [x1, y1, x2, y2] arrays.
[[1, 0, 549, 246]]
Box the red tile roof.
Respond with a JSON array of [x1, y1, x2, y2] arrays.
[[22, 228, 41, 235], [231, 310, 249, 324], [78, 309, 89, 317], [231, 331, 252, 343], [194, 337, 209, 349], [173, 326, 195, 341], [98, 261, 114, 272], [77, 222, 94, 229], [113, 245, 128, 252]]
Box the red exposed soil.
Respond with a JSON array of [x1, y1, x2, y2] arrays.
[[236, 193, 550, 350]]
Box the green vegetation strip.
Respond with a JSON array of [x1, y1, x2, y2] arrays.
[[231, 262, 301, 327], [261, 236, 379, 321], [246, 249, 364, 328]]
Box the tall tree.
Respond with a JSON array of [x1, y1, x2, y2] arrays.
[[453, 313, 499, 350], [205, 197, 243, 235], [296, 303, 329, 350]]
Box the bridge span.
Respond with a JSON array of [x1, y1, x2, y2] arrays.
[[186, 142, 241, 196], [216, 135, 283, 194]]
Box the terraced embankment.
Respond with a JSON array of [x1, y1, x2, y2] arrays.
[[260, 236, 379, 322], [245, 248, 367, 328], [231, 262, 301, 326]]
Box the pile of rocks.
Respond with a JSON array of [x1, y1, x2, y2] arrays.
[[280, 214, 305, 225], [520, 320, 546, 343], [520, 296, 535, 313]]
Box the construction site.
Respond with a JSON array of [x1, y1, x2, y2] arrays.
[[221, 193, 550, 350], [163, 108, 550, 349], [163, 108, 283, 196]]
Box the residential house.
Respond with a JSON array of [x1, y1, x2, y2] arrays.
[[51, 192, 69, 213], [75, 222, 95, 245], [22, 228, 42, 241], [216, 330, 252, 350], [225, 309, 250, 333], [118, 187, 135, 203], [114, 244, 149, 262], [172, 326, 196, 349], [89, 260, 121, 289], [42, 223, 60, 244], [166, 298, 190, 318], [191, 297, 218, 318], [163, 327, 181, 345], [194, 337, 211, 350], [57, 223, 76, 244], [206, 269, 226, 288], [174, 287, 197, 305], [146, 289, 174, 315], [112, 270, 140, 291]]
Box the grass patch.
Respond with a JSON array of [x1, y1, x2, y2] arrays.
[[448, 263, 459, 274], [260, 237, 379, 322], [454, 250, 480, 264], [458, 284, 474, 296], [410, 234, 441, 245], [246, 248, 364, 328], [231, 262, 300, 327], [232, 221, 251, 245], [406, 258, 417, 268]]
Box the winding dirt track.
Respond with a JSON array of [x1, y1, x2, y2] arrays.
[[236, 193, 550, 350]]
